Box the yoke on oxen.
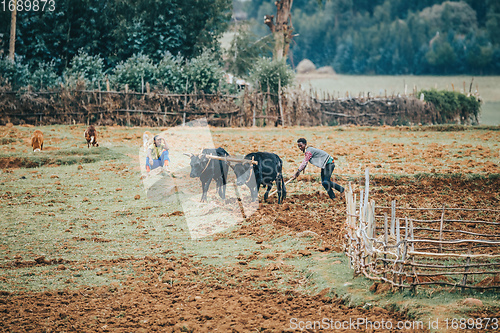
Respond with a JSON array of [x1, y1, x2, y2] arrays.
[[183, 152, 259, 167]]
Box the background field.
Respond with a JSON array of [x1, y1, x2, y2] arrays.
[[0, 124, 499, 331], [297, 74, 500, 126]]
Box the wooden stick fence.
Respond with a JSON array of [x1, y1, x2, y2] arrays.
[[0, 86, 474, 127], [344, 168, 500, 290]]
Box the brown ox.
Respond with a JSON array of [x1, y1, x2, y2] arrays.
[[31, 130, 44, 152], [84, 125, 99, 148]]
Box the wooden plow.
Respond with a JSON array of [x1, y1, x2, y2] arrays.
[[344, 168, 500, 291], [183, 152, 258, 165], [204, 154, 258, 166]]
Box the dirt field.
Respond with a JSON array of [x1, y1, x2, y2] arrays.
[[0, 124, 499, 332]]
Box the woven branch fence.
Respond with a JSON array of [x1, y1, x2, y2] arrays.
[[0, 88, 452, 127], [344, 169, 500, 291]]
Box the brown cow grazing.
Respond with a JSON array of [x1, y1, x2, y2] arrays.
[[84, 125, 99, 148], [31, 130, 44, 152]]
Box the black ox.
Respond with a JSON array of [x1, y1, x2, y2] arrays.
[[233, 152, 286, 204], [186, 148, 230, 202]]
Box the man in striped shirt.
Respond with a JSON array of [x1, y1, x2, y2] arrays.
[[293, 138, 344, 199]]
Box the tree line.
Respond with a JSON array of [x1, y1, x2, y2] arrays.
[[241, 0, 500, 75], [0, 0, 232, 73], [2, 0, 499, 85]]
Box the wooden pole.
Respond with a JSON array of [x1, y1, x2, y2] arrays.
[[9, 0, 17, 62], [278, 78, 284, 126], [253, 87, 257, 127], [364, 168, 370, 221], [359, 189, 364, 225], [390, 200, 396, 235], [409, 219, 414, 252], [461, 242, 473, 292], [438, 205, 445, 253], [201, 154, 258, 165], [242, 87, 247, 126], [266, 81, 270, 126], [183, 80, 188, 126], [396, 218, 400, 254], [370, 200, 376, 238], [383, 213, 388, 279], [98, 81, 102, 105]]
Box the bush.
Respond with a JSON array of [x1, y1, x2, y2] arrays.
[[0, 56, 29, 89], [64, 51, 105, 90], [155, 52, 186, 93], [28, 61, 60, 90], [419, 89, 481, 124], [249, 57, 295, 96], [184, 50, 224, 94], [225, 27, 273, 78], [111, 54, 156, 92]]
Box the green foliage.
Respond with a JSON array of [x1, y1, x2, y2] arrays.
[[249, 58, 295, 96], [111, 54, 157, 92], [64, 51, 105, 90], [184, 50, 224, 94], [155, 53, 186, 93], [0, 0, 232, 72], [28, 61, 60, 90], [419, 1, 478, 34], [225, 27, 273, 78], [419, 89, 481, 124], [0, 56, 29, 89], [425, 41, 457, 73], [244, 0, 500, 75]]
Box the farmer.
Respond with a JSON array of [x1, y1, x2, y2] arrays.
[[292, 138, 344, 199], [146, 135, 170, 173]]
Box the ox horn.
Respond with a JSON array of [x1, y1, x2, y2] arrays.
[[183, 153, 194, 157]]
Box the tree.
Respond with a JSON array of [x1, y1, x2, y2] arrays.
[[0, 0, 232, 72], [426, 40, 456, 74], [9, 0, 17, 61], [64, 50, 105, 89], [111, 54, 157, 92], [249, 57, 295, 97], [264, 0, 294, 60], [486, 0, 500, 45], [226, 27, 272, 77]]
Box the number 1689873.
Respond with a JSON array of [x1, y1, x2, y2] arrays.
[[2, 0, 55, 12]]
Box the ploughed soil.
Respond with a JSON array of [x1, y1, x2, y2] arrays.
[[0, 256, 420, 333], [1, 176, 499, 332], [235, 176, 500, 253], [0, 125, 499, 331]]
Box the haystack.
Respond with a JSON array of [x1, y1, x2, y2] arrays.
[[316, 66, 336, 75], [296, 59, 316, 74]]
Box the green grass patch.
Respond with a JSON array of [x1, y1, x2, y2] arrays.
[[0, 138, 19, 145], [0, 147, 123, 168], [480, 102, 500, 126]]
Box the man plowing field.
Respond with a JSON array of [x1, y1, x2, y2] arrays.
[[292, 138, 344, 200]]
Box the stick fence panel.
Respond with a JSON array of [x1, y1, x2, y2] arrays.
[[344, 169, 500, 290]]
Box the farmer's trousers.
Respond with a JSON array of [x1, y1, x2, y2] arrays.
[[146, 150, 169, 170], [321, 162, 344, 199]]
